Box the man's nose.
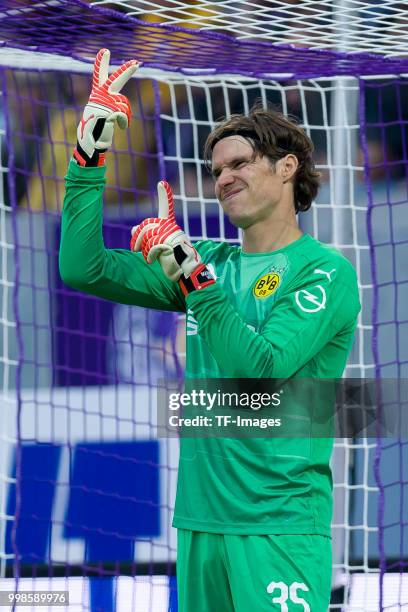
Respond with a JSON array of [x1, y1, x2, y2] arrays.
[[217, 166, 235, 187]]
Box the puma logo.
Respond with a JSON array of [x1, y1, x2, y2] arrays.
[[314, 268, 336, 282]]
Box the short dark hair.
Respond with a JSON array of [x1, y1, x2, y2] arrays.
[[203, 104, 320, 213]]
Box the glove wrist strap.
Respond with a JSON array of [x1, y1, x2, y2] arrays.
[[73, 142, 106, 167], [178, 264, 216, 296]]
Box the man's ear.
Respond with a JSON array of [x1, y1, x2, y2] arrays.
[[278, 154, 299, 182]]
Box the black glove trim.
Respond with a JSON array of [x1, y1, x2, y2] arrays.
[[73, 141, 107, 167]]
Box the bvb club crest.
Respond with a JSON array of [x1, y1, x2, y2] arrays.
[[253, 272, 281, 299]]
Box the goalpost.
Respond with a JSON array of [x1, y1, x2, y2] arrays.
[[0, 1, 407, 610]]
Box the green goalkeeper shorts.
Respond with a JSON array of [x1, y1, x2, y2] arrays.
[[177, 529, 332, 612]]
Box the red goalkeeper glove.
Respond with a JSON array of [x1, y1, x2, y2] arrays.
[[73, 48, 140, 167], [130, 181, 216, 295]]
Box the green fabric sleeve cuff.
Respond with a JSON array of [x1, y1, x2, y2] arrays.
[[66, 159, 107, 182]]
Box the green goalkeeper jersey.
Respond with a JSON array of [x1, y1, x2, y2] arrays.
[[60, 161, 360, 536]]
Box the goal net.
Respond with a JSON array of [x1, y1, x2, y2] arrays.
[[0, 1, 407, 610]]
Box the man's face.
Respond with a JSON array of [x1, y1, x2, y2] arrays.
[[211, 135, 285, 229]]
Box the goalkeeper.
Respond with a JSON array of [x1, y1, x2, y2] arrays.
[[60, 50, 360, 612]]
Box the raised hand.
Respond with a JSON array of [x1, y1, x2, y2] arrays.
[[130, 181, 216, 295], [74, 48, 140, 167]]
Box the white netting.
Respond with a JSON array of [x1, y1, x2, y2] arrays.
[[91, 0, 408, 57], [0, 85, 17, 578], [0, 2, 406, 608], [0, 61, 393, 608]]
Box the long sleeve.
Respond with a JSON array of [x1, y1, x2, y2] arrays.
[[59, 160, 185, 312]]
